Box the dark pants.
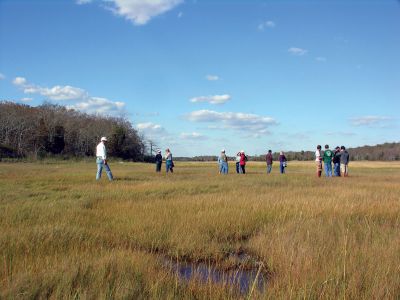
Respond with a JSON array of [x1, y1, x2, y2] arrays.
[[236, 162, 240, 173], [156, 162, 162, 172], [280, 162, 285, 174], [240, 165, 245, 174]]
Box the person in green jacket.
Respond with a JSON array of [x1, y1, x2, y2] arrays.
[[323, 144, 334, 177]]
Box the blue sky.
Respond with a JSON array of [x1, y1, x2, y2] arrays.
[[0, 0, 399, 156]]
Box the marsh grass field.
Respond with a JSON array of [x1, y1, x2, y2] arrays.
[[1, 160, 399, 299]]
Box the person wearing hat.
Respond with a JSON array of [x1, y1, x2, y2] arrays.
[[155, 150, 162, 172], [96, 137, 113, 181], [266, 149, 273, 174], [218, 149, 228, 174]]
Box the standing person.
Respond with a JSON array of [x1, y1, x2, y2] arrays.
[[279, 151, 287, 174], [333, 146, 341, 176], [340, 146, 350, 177], [266, 150, 273, 174], [315, 145, 323, 177], [165, 148, 174, 173], [218, 149, 228, 174], [155, 150, 162, 172], [235, 152, 241, 174], [239, 150, 247, 174], [323, 144, 334, 177], [96, 137, 113, 181]]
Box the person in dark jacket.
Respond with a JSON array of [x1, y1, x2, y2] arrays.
[[266, 150, 273, 174], [279, 151, 287, 174], [333, 146, 341, 176], [340, 146, 350, 177], [155, 150, 162, 172]]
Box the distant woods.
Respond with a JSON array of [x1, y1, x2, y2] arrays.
[[185, 145, 400, 162], [0, 102, 145, 160], [1, 101, 398, 161]]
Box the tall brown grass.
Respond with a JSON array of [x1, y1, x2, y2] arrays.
[[0, 161, 399, 299]]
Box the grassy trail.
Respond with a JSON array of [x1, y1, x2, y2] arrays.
[[1, 161, 399, 299]]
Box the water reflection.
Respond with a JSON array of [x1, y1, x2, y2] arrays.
[[163, 255, 267, 294]]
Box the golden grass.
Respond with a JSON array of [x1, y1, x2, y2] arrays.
[[0, 161, 399, 299]]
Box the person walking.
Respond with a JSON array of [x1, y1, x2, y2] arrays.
[[239, 150, 247, 174], [218, 149, 228, 174], [315, 145, 322, 177], [155, 150, 162, 172], [165, 148, 174, 173], [333, 146, 341, 176], [266, 150, 273, 174], [279, 151, 287, 174], [323, 144, 334, 177], [96, 137, 113, 181], [340, 146, 350, 177], [235, 152, 241, 174]]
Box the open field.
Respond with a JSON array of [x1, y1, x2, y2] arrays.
[[1, 161, 400, 299]]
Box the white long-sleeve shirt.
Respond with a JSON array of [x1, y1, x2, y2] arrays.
[[96, 142, 107, 159], [315, 150, 321, 162]]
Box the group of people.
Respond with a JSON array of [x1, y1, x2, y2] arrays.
[[227, 150, 287, 175], [94, 136, 350, 181], [315, 145, 350, 177]]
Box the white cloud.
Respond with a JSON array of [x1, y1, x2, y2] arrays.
[[13, 77, 27, 85], [205, 75, 219, 81], [101, 0, 184, 25], [137, 122, 164, 132], [350, 116, 392, 127], [76, 0, 92, 4], [316, 57, 327, 62], [136, 122, 169, 141], [180, 132, 207, 140], [67, 97, 125, 115], [0, 73, 5, 80], [13, 77, 87, 100], [20, 97, 33, 102], [190, 94, 231, 105], [288, 47, 308, 56], [326, 131, 355, 137], [185, 109, 277, 135], [13, 76, 126, 116], [258, 20, 276, 31]]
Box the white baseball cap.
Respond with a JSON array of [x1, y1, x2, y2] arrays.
[[221, 149, 225, 152], [101, 137, 107, 142]]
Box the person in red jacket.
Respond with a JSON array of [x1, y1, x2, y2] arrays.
[[240, 150, 247, 174]]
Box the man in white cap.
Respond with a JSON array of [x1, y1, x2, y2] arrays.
[[96, 137, 113, 181], [155, 149, 162, 172]]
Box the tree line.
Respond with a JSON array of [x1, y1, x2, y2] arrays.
[[0, 101, 145, 160], [1, 101, 398, 161], [178, 144, 400, 162]]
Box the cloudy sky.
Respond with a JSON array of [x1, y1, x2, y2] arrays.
[[0, 0, 399, 156]]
